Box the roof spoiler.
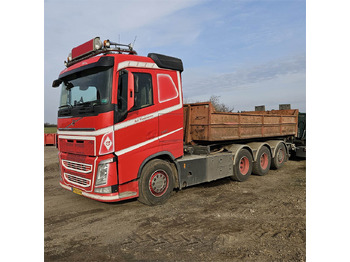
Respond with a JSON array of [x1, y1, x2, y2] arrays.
[[148, 53, 184, 72]]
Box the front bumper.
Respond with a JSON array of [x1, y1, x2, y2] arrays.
[[60, 181, 137, 202]]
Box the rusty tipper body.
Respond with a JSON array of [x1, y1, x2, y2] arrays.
[[53, 37, 298, 205], [183, 102, 298, 143]]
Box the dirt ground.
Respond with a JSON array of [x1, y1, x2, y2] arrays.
[[44, 146, 306, 262]]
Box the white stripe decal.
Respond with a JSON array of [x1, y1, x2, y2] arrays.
[[115, 128, 183, 156], [59, 135, 96, 141], [60, 182, 71, 191], [114, 104, 182, 131], [57, 104, 182, 136], [57, 126, 113, 136], [60, 182, 136, 201], [177, 71, 183, 105], [117, 61, 159, 71], [83, 191, 137, 201]]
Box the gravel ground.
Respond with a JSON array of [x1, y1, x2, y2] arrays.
[[44, 146, 306, 261]]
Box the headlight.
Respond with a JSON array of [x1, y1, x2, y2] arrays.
[[95, 158, 113, 186], [94, 37, 103, 50]]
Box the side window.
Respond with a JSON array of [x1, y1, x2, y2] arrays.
[[132, 73, 153, 110], [117, 71, 128, 112], [116, 70, 128, 122], [157, 74, 178, 103]]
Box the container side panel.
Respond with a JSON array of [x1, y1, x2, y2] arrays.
[[184, 102, 298, 142]]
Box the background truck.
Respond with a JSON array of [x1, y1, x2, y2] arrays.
[[294, 112, 306, 158], [52, 37, 299, 205]]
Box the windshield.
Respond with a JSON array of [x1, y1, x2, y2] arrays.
[[59, 67, 113, 108]]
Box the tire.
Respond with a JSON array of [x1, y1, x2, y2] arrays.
[[138, 159, 175, 206], [231, 149, 253, 182], [252, 146, 271, 176], [271, 143, 287, 169]]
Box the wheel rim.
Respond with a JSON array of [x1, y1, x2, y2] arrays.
[[277, 148, 285, 163], [260, 153, 269, 170], [239, 156, 249, 175], [149, 170, 169, 197]]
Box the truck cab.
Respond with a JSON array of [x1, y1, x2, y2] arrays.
[[53, 37, 184, 203]]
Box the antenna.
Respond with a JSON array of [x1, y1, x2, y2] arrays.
[[132, 36, 137, 48]]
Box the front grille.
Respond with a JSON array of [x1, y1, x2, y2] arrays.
[[64, 173, 91, 187], [62, 160, 92, 173]]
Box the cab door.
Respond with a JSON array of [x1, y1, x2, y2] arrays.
[[114, 68, 158, 184]]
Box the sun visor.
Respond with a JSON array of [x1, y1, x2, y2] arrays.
[[58, 56, 114, 81], [148, 53, 183, 72]]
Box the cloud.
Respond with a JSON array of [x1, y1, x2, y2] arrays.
[[183, 54, 306, 111], [184, 54, 305, 96], [44, 0, 306, 123], [44, 0, 204, 123]]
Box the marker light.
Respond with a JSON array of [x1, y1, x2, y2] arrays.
[[104, 39, 111, 48], [67, 52, 72, 62]]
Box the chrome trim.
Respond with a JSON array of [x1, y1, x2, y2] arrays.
[[64, 173, 91, 188], [62, 159, 93, 174]]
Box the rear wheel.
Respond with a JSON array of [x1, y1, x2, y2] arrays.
[[253, 146, 271, 176], [231, 149, 253, 182], [271, 143, 287, 169], [138, 159, 175, 206]]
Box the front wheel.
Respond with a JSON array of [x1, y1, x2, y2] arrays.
[[138, 159, 175, 206]]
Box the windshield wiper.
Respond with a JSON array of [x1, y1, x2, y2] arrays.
[[76, 100, 101, 107], [58, 104, 73, 116], [76, 101, 93, 107], [59, 104, 73, 109], [75, 100, 103, 115]]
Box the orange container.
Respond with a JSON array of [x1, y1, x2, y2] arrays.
[[183, 102, 298, 143], [44, 133, 57, 146]]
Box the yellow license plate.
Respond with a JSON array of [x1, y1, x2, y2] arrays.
[[72, 187, 83, 195]]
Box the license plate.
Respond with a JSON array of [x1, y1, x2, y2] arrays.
[[72, 187, 83, 195]]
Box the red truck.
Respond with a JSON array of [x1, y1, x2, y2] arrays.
[[52, 37, 299, 205]]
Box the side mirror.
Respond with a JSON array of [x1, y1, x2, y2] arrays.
[[127, 71, 134, 111], [52, 79, 62, 88]]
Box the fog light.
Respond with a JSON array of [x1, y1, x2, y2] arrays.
[[94, 186, 112, 194]]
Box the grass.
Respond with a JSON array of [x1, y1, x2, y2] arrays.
[[44, 126, 57, 134]]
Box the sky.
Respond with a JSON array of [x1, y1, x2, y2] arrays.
[[3, 1, 350, 260], [44, 0, 306, 124]]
